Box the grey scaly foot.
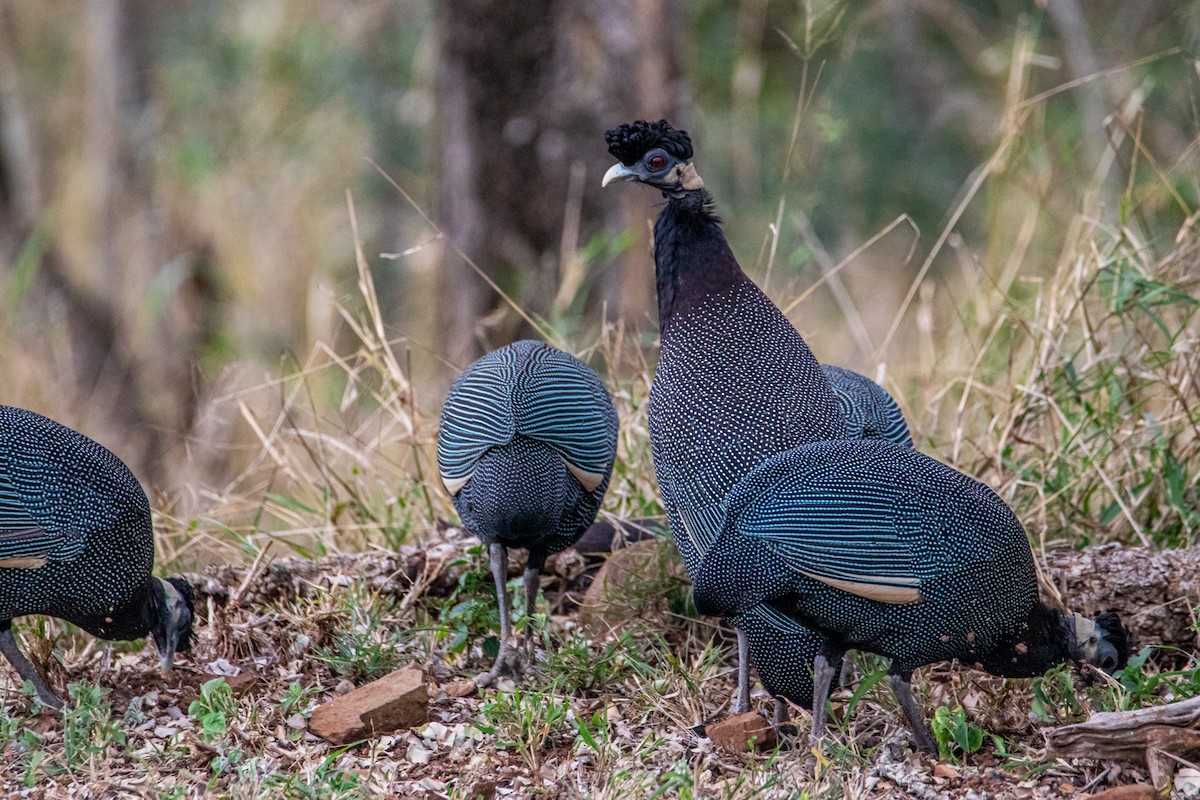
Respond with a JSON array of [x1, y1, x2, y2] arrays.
[[809, 649, 841, 751], [731, 628, 751, 714], [888, 672, 937, 755], [476, 544, 532, 688]]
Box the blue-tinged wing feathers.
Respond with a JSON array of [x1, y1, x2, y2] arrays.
[[0, 472, 86, 566], [438, 340, 617, 492]]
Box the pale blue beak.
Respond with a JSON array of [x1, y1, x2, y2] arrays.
[[602, 162, 639, 187]]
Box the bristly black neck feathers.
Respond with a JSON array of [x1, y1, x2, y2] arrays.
[[652, 190, 747, 334], [72, 577, 156, 642], [975, 601, 1072, 678]]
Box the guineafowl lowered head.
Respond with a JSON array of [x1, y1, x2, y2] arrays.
[[0, 406, 196, 709]]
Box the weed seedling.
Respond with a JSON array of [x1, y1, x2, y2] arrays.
[[930, 705, 985, 762], [479, 686, 571, 773]]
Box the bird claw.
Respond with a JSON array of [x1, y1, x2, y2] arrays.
[[476, 639, 532, 688]]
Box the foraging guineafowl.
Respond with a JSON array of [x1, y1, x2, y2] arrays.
[[602, 119, 851, 714], [691, 439, 1130, 752], [822, 365, 912, 448], [747, 365, 913, 723], [438, 340, 618, 682], [0, 406, 195, 708]]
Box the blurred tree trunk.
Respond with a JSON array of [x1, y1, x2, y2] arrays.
[[0, 1, 213, 480], [434, 0, 684, 368]]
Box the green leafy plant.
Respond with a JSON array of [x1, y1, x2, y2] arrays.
[[266, 748, 366, 799], [1031, 665, 1084, 723], [930, 705, 985, 762], [434, 545, 502, 659], [1098, 646, 1200, 711], [189, 678, 237, 742], [542, 629, 649, 694], [312, 584, 409, 682], [62, 682, 126, 768]]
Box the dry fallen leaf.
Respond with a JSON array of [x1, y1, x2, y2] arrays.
[[933, 763, 961, 780]]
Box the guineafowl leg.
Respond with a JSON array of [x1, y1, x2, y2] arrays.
[[838, 657, 855, 688], [0, 622, 62, 709], [887, 670, 936, 755], [732, 629, 750, 714], [772, 697, 788, 727], [522, 566, 540, 662], [479, 544, 525, 686], [809, 648, 841, 748]]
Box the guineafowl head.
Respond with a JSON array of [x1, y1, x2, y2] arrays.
[[602, 119, 704, 196], [148, 577, 195, 673], [1070, 611, 1131, 675]]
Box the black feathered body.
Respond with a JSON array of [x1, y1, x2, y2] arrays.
[[0, 406, 156, 641], [649, 196, 847, 571], [694, 440, 1052, 677], [438, 340, 618, 568], [452, 437, 593, 569], [645, 195, 851, 707], [822, 365, 913, 448]]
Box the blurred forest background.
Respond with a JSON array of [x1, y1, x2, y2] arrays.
[[0, 1, 1197, 558]]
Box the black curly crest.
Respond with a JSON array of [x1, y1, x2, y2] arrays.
[[1096, 611, 1131, 670], [605, 119, 694, 166]]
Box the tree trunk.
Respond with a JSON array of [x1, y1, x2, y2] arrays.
[[434, 0, 684, 370]]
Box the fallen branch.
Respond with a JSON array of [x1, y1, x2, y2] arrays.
[[1045, 696, 1200, 793]]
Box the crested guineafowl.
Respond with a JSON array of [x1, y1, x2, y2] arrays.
[[602, 118, 853, 714], [691, 439, 1130, 753], [0, 406, 195, 709], [437, 340, 618, 683], [748, 365, 913, 723]]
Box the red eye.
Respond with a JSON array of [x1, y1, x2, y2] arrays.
[[648, 154, 667, 170]]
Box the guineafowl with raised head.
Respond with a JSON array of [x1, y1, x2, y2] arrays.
[[0, 406, 195, 709], [602, 119, 852, 714], [438, 340, 618, 683], [691, 439, 1130, 753]]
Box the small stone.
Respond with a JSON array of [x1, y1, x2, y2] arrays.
[[1178, 767, 1200, 798], [1085, 786, 1160, 800], [446, 679, 477, 699], [205, 658, 241, 676], [225, 671, 257, 695], [706, 711, 778, 754], [335, 679, 355, 696], [578, 540, 679, 632], [285, 714, 306, 730], [153, 725, 177, 739], [309, 668, 429, 745], [421, 721, 449, 742]]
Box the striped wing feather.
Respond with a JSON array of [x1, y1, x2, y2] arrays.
[[0, 472, 85, 568], [821, 365, 913, 448], [514, 345, 617, 486], [438, 341, 616, 494], [735, 477, 922, 603]]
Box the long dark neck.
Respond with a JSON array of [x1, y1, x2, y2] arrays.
[[652, 190, 747, 335], [977, 602, 1073, 678]]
